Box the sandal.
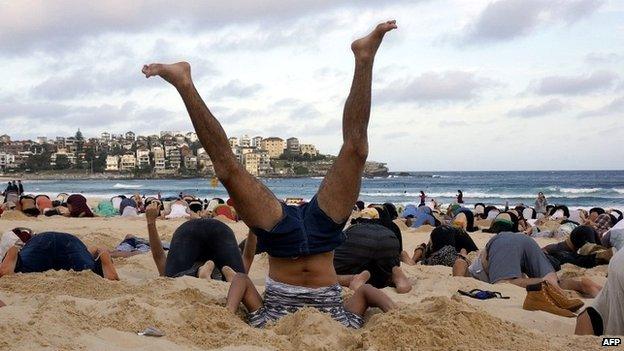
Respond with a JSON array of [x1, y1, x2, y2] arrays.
[[458, 289, 510, 300]]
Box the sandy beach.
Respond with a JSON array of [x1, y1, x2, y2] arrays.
[[0, 209, 608, 351]]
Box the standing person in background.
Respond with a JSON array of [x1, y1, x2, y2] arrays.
[[456, 190, 464, 204], [1, 182, 10, 203], [419, 191, 426, 206], [535, 192, 548, 215], [17, 180, 24, 195]]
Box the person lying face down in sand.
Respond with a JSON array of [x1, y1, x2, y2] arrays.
[[332, 206, 412, 294], [142, 20, 398, 328], [144, 203, 245, 279], [0, 231, 119, 280], [542, 225, 613, 269], [453, 232, 602, 301], [402, 225, 479, 267]]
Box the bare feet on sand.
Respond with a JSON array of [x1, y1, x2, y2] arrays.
[[197, 260, 215, 280], [351, 20, 397, 61], [221, 266, 236, 282], [349, 270, 371, 291], [142, 62, 192, 88]]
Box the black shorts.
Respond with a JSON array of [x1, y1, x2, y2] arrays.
[[333, 222, 400, 288]]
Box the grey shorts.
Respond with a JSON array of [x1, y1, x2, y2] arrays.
[[247, 277, 364, 329], [487, 232, 555, 283]]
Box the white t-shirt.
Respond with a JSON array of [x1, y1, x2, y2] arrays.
[[590, 248, 624, 335], [0, 231, 22, 260]]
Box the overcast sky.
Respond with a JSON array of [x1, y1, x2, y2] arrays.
[[1, 0, 623, 171]]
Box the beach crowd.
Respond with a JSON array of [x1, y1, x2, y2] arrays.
[[1, 19, 622, 342], [1, 179, 622, 336]]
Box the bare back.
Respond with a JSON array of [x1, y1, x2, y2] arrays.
[[268, 252, 338, 288]]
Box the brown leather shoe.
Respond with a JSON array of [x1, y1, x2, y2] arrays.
[[522, 283, 576, 318], [542, 281, 584, 312]]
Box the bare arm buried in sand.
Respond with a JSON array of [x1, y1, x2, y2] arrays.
[[0, 246, 18, 277], [86, 247, 120, 280], [145, 203, 166, 276]]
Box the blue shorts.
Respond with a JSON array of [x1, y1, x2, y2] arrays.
[[252, 195, 347, 258], [15, 232, 102, 276]]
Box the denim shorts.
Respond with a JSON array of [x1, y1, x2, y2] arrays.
[[15, 232, 100, 275], [252, 195, 346, 258]]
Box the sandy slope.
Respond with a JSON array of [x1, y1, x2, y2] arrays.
[[0, 212, 607, 350]]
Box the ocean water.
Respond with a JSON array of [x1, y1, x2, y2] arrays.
[[20, 170, 624, 209]]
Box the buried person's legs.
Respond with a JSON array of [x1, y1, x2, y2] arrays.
[[317, 21, 397, 223], [142, 63, 282, 232]]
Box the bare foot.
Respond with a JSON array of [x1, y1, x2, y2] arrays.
[[392, 266, 412, 294], [141, 62, 192, 88], [349, 270, 371, 291], [351, 20, 397, 61], [0, 300, 5, 307], [197, 260, 215, 280], [221, 266, 236, 282]]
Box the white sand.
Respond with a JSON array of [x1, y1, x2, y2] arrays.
[[0, 211, 608, 350]]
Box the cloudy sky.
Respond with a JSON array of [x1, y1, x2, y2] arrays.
[[1, 0, 623, 171]]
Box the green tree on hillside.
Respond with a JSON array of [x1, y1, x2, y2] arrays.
[[54, 154, 71, 170]]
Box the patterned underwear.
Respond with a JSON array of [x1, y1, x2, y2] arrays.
[[247, 277, 364, 329]]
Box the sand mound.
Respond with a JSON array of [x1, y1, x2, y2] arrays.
[[271, 308, 360, 350], [0, 210, 30, 220], [362, 296, 591, 351], [0, 214, 609, 350], [559, 263, 608, 279]]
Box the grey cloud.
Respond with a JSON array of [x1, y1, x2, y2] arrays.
[[0, 1, 415, 55], [215, 107, 261, 124], [0, 98, 177, 138], [289, 104, 322, 120], [508, 98, 566, 118], [205, 15, 344, 52], [31, 66, 145, 100], [210, 80, 262, 99], [460, 0, 603, 44], [585, 52, 624, 65], [269, 98, 322, 120], [270, 98, 301, 109], [437, 120, 470, 127], [382, 131, 410, 139], [533, 70, 618, 95], [314, 67, 348, 80], [577, 96, 624, 118], [375, 71, 496, 104]]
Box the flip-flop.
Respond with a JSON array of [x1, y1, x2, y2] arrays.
[[458, 289, 510, 300]]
